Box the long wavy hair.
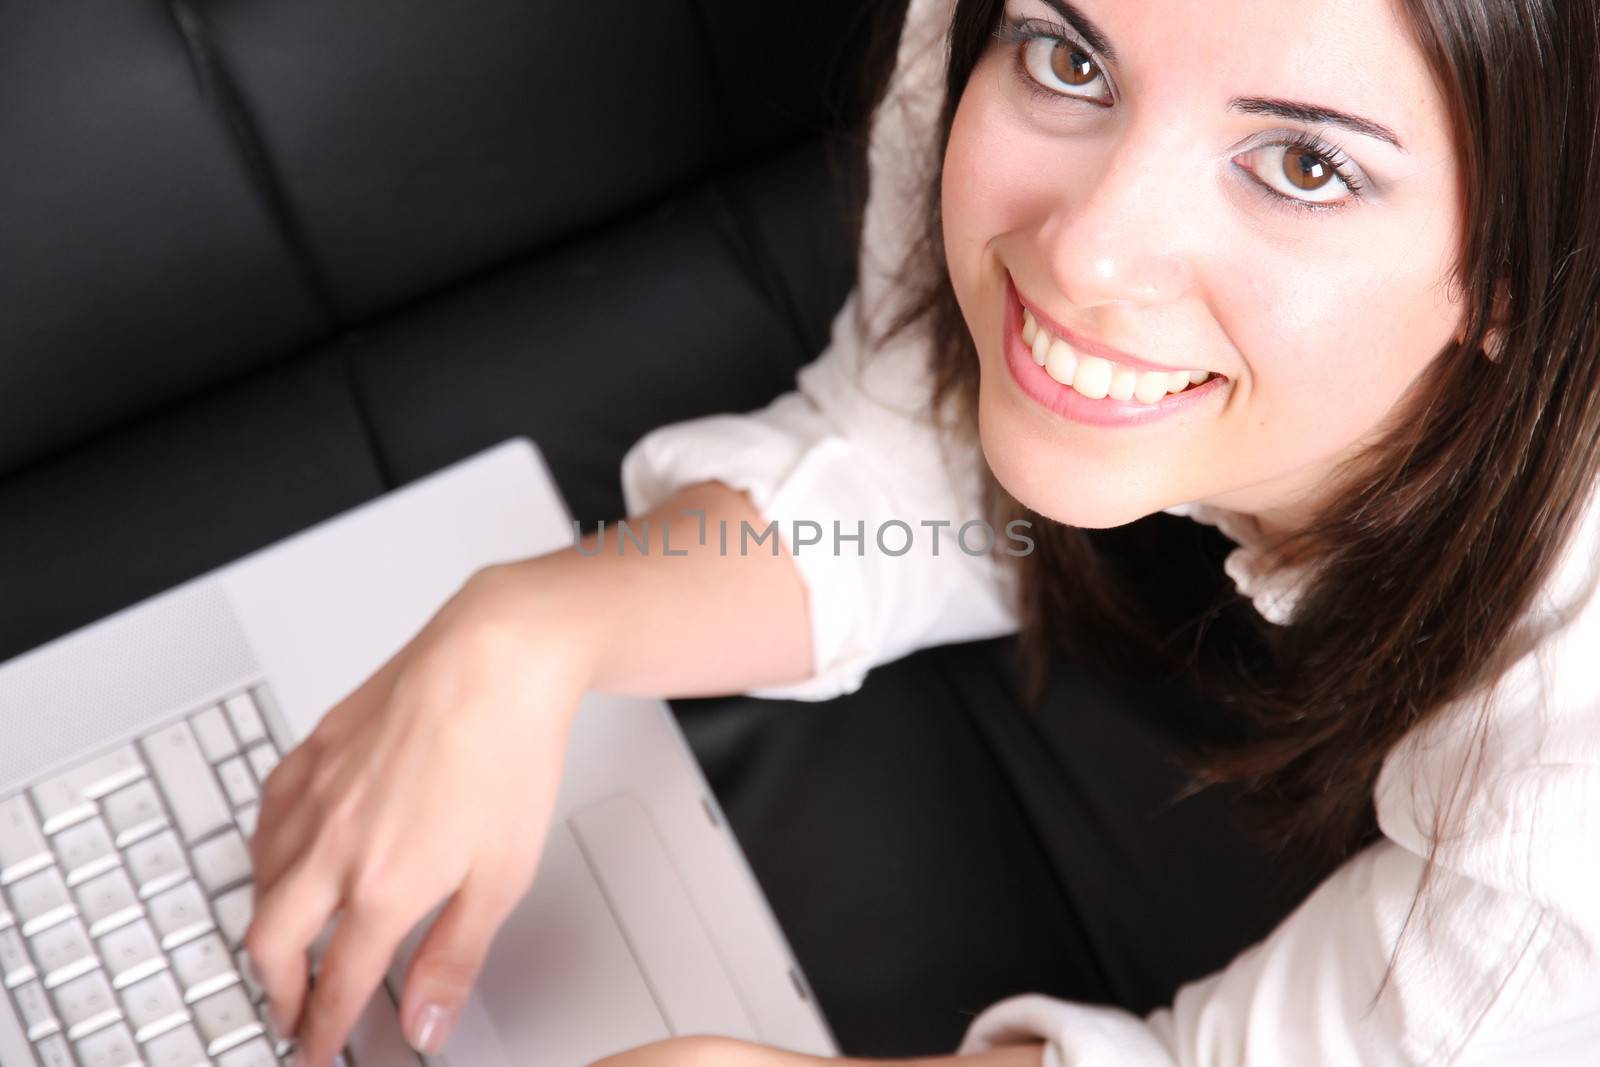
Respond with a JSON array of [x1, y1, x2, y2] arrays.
[[876, 0, 1600, 889]]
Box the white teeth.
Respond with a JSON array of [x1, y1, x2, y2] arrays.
[[1020, 307, 1213, 402], [1071, 357, 1113, 399], [1044, 339, 1078, 385], [1134, 371, 1172, 405]]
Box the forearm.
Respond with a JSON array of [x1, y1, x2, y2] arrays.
[[491, 480, 814, 698], [593, 1036, 1046, 1067], [876, 1047, 1044, 1067]]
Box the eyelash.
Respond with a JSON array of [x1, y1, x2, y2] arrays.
[[993, 16, 1367, 216]]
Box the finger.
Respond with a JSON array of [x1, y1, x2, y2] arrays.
[[251, 737, 319, 866], [295, 892, 417, 1067], [250, 769, 322, 892], [253, 669, 393, 882], [257, 658, 393, 836], [399, 874, 523, 1055], [245, 856, 341, 1039], [251, 757, 347, 894]]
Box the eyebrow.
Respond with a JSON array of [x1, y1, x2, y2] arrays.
[[1229, 97, 1406, 151], [1034, 0, 1408, 152]]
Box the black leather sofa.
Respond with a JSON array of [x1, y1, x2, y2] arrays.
[[0, 0, 893, 661], [4, 1, 1332, 1058]]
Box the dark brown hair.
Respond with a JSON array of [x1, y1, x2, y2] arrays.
[[881, 0, 1600, 885]]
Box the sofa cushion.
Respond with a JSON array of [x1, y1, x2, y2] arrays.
[[0, 354, 384, 662], [0, 133, 856, 664], [347, 139, 858, 527], [695, 0, 907, 154], [0, 1, 328, 478], [190, 0, 728, 323]]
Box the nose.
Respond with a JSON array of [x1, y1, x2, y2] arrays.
[[1034, 129, 1200, 309]]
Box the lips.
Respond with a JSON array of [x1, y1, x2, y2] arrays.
[[1001, 279, 1228, 427], [1022, 306, 1214, 404]]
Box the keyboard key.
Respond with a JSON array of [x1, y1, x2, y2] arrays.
[[15, 978, 59, 1040], [0, 1000, 38, 1067], [35, 1033, 74, 1067], [51, 968, 120, 1040], [125, 830, 190, 899], [75, 869, 140, 938], [224, 694, 268, 747], [245, 744, 279, 783], [192, 830, 252, 894], [234, 950, 264, 1002], [193, 983, 262, 1054], [171, 932, 236, 1001], [217, 1035, 281, 1067], [265, 1008, 292, 1054], [31, 747, 145, 835], [217, 757, 258, 809], [191, 706, 239, 763], [0, 794, 52, 885], [100, 780, 167, 847], [213, 884, 253, 949], [144, 1022, 209, 1067], [1, 925, 35, 985], [121, 969, 188, 1042], [98, 918, 163, 989], [30, 917, 96, 987], [148, 881, 214, 949], [52, 817, 118, 886], [141, 723, 232, 845], [234, 803, 260, 839], [74, 1020, 139, 1067], [9, 865, 74, 935]]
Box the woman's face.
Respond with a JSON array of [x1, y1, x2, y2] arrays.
[[943, 0, 1466, 533]]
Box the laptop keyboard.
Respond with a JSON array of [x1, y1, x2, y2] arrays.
[[0, 683, 334, 1067]]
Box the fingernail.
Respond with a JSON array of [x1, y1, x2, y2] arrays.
[[409, 1002, 458, 1054]]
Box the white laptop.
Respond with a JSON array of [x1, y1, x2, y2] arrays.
[[0, 438, 837, 1067]]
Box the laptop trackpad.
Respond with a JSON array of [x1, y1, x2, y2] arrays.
[[440, 821, 671, 1066], [569, 793, 757, 1041]]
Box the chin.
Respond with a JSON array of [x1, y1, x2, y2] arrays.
[[975, 405, 1164, 530]]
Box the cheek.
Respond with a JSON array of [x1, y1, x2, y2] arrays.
[[942, 78, 1083, 304], [1218, 219, 1462, 452]]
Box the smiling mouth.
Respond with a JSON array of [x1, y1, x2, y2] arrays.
[[1021, 306, 1220, 405]]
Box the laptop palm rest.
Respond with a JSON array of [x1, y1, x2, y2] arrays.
[[423, 792, 755, 1066], [423, 820, 668, 1067]]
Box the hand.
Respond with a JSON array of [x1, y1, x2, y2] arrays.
[[245, 562, 596, 1067]]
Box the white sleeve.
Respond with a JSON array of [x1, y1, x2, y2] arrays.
[[620, 0, 1014, 701], [958, 842, 1600, 1067], [958, 524, 1600, 1066]]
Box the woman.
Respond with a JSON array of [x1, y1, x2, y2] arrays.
[[245, 0, 1600, 1064]]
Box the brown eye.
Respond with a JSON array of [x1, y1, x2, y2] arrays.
[[1049, 44, 1098, 87], [1021, 37, 1111, 102], [1283, 147, 1335, 191], [1234, 140, 1365, 211]]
